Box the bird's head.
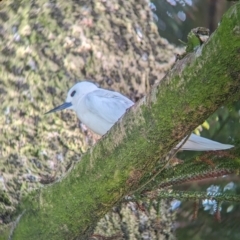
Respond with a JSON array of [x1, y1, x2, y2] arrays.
[[45, 81, 98, 114]]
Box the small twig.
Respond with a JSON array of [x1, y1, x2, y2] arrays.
[[130, 134, 191, 194], [90, 233, 123, 240], [8, 210, 26, 240]]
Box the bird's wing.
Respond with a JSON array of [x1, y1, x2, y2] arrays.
[[176, 133, 234, 151], [84, 89, 134, 124]]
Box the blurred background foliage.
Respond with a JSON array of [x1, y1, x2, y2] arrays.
[[152, 0, 240, 239], [153, 0, 233, 45]]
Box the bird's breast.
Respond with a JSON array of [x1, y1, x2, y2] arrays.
[[74, 99, 112, 136]]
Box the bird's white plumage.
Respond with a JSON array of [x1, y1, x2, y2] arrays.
[[76, 89, 134, 135], [47, 81, 234, 151], [85, 90, 134, 124]]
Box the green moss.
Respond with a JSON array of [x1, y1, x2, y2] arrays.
[[0, 0, 239, 238]]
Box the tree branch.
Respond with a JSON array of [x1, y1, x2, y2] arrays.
[[144, 190, 240, 203], [140, 149, 239, 191]]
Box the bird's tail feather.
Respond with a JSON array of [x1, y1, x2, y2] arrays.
[[175, 133, 234, 151]]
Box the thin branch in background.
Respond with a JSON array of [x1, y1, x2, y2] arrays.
[[157, 168, 234, 189], [192, 200, 199, 220], [130, 134, 192, 195], [143, 190, 240, 203]]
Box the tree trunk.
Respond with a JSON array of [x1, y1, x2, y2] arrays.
[[0, 0, 179, 227]]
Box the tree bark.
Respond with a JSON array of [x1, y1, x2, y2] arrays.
[[0, 0, 180, 227], [7, 2, 240, 239]]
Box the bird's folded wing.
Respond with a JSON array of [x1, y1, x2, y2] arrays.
[[84, 90, 134, 124]]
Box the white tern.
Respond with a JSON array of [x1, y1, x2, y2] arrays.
[[46, 81, 234, 151]]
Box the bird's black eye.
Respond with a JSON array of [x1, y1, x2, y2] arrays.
[[71, 90, 76, 97]]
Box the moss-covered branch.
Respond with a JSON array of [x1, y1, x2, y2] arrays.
[[7, 3, 240, 239]]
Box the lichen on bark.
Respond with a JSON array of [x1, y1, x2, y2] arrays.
[[0, 0, 180, 237]]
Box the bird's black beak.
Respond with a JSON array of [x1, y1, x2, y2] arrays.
[[45, 102, 72, 114]]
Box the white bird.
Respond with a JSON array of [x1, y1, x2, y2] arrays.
[[46, 81, 234, 151]]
